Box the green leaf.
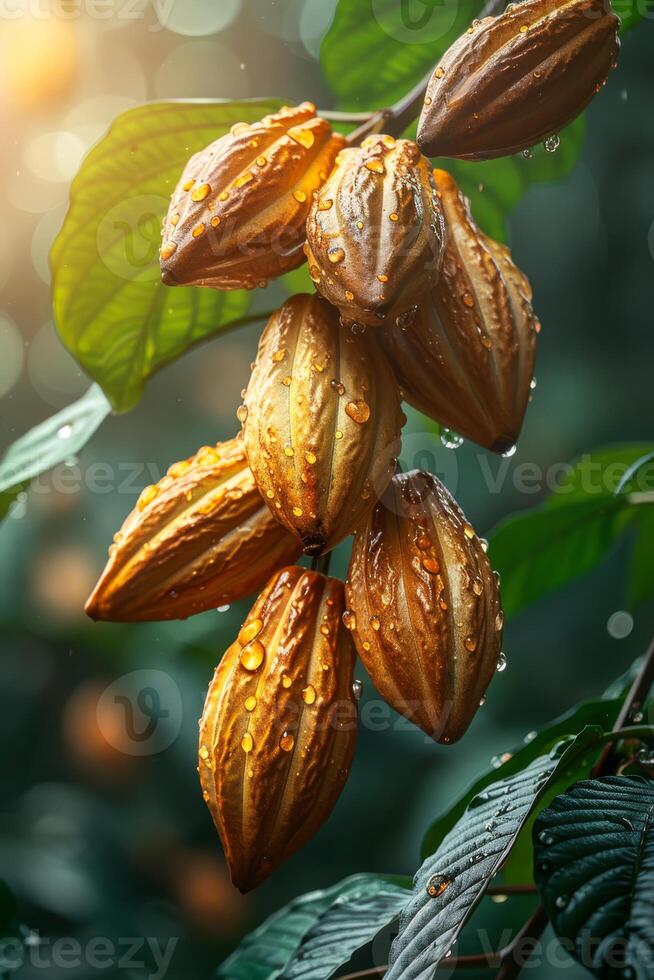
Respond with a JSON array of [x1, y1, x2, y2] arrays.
[[489, 444, 654, 619], [0, 385, 111, 494], [533, 776, 654, 978], [51, 100, 283, 413], [421, 695, 623, 858], [282, 877, 409, 979], [386, 730, 604, 980], [216, 874, 405, 980], [629, 508, 654, 609]]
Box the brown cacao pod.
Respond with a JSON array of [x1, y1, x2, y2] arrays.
[[378, 169, 538, 454], [345, 470, 503, 744], [241, 293, 405, 555], [85, 438, 301, 621], [304, 135, 444, 326], [198, 566, 357, 891], [160, 102, 345, 290], [417, 0, 620, 160]]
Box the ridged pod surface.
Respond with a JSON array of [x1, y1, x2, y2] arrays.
[[160, 102, 345, 289], [242, 293, 404, 555], [345, 470, 503, 743], [305, 135, 443, 326], [85, 438, 301, 621], [417, 0, 620, 160], [378, 169, 538, 454], [198, 566, 357, 891]]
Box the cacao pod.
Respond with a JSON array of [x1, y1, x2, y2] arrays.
[[85, 438, 301, 621], [345, 469, 503, 743], [198, 566, 358, 891], [417, 0, 620, 160], [241, 293, 405, 555], [304, 135, 443, 326], [378, 169, 538, 454], [160, 102, 345, 290]]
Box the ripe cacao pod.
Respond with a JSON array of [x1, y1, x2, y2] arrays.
[[417, 0, 620, 160], [160, 102, 345, 290], [241, 293, 405, 555], [345, 470, 503, 743], [305, 135, 443, 326], [198, 566, 358, 891], [378, 169, 538, 454], [85, 438, 301, 621]]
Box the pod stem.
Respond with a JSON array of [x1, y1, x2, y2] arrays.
[[311, 552, 333, 576]]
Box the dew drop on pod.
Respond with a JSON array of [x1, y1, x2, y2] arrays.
[[345, 470, 503, 744], [85, 438, 301, 621], [198, 566, 357, 891], [378, 169, 538, 454], [160, 102, 345, 289], [417, 0, 620, 160], [305, 134, 444, 326], [241, 292, 405, 555]]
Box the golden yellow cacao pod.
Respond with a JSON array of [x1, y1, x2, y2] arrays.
[[345, 470, 503, 744], [85, 438, 301, 621], [241, 293, 405, 555], [305, 135, 443, 326], [417, 0, 620, 160], [160, 102, 345, 290], [378, 169, 538, 454], [198, 566, 357, 891]]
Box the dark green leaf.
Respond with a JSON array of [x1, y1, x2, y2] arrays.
[[534, 776, 654, 978], [51, 100, 282, 412], [386, 730, 603, 980], [282, 877, 409, 979], [629, 508, 654, 609], [489, 444, 654, 619], [217, 875, 404, 980], [421, 696, 623, 858], [0, 385, 111, 494]]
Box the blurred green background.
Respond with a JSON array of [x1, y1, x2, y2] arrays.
[[0, 1, 653, 977]]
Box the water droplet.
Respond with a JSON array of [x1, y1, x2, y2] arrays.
[[441, 429, 463, 449], [137, 484, 159, 511], [240, 639, 265, 671], [480, 537, 489, 552], [160, 242, 177, 260], [293, 189, 307, 204], [544, 134, 560, 154], [335, 430, 343, 440], [192, 223, 206, 238], [377, 273, 389, 283], [434, 66, 445, 79], [191, 182, 211, 202], [496, 652, 507, 672], [607, 610, 634, 639], [318, 198, 334, 211], [288, 126, 315, 149], [342, 609, 357, 631], [217, 604, 230, 613], [530, 376, 537, 390], [370, 615, 381, 631], [282, 674, 292, 689], [292, 506, 303, 517], [389, 212, 399, 222], [57, 423, 73, 440], [234, 172, 254, 188], [501, 445, 517, 458], [352, 679, 363, 700], [345, 400, 371, 424], [328, 246, 345, 264], [524, 730, 537, 743], [365, 158, 385, 175], [272, 348, 287, 363], [421, 556, 440, 574], [302, 684, 317, 705], [479, 696, 486, 706], [280, 731, 295, 752], [426, 874, 452, 898], [522, 147, 533, 160], [464, 636, 477, 652], [495, 610, 504, 631], [241, 732, 254, 753], [555, 894, 568, 909], [463, 523, 475, 540], [538, 831, 554, 846], [236, 404, 248, 423], [245, 696, 257, 712], [238, 619, 263, 646]]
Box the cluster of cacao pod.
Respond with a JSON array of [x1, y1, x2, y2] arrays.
[[86, 0, 619, 890]]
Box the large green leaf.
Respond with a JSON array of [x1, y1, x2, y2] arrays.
[[216, 875, 404, 980], [51, 100, 282, 412], [385, 730, 603, 980], [489, 445, 654, 619], [421, 695, 623, 858], [534, 776, 654, 978], [282, 877, 409, 979], [0, 385, 111, 495]]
